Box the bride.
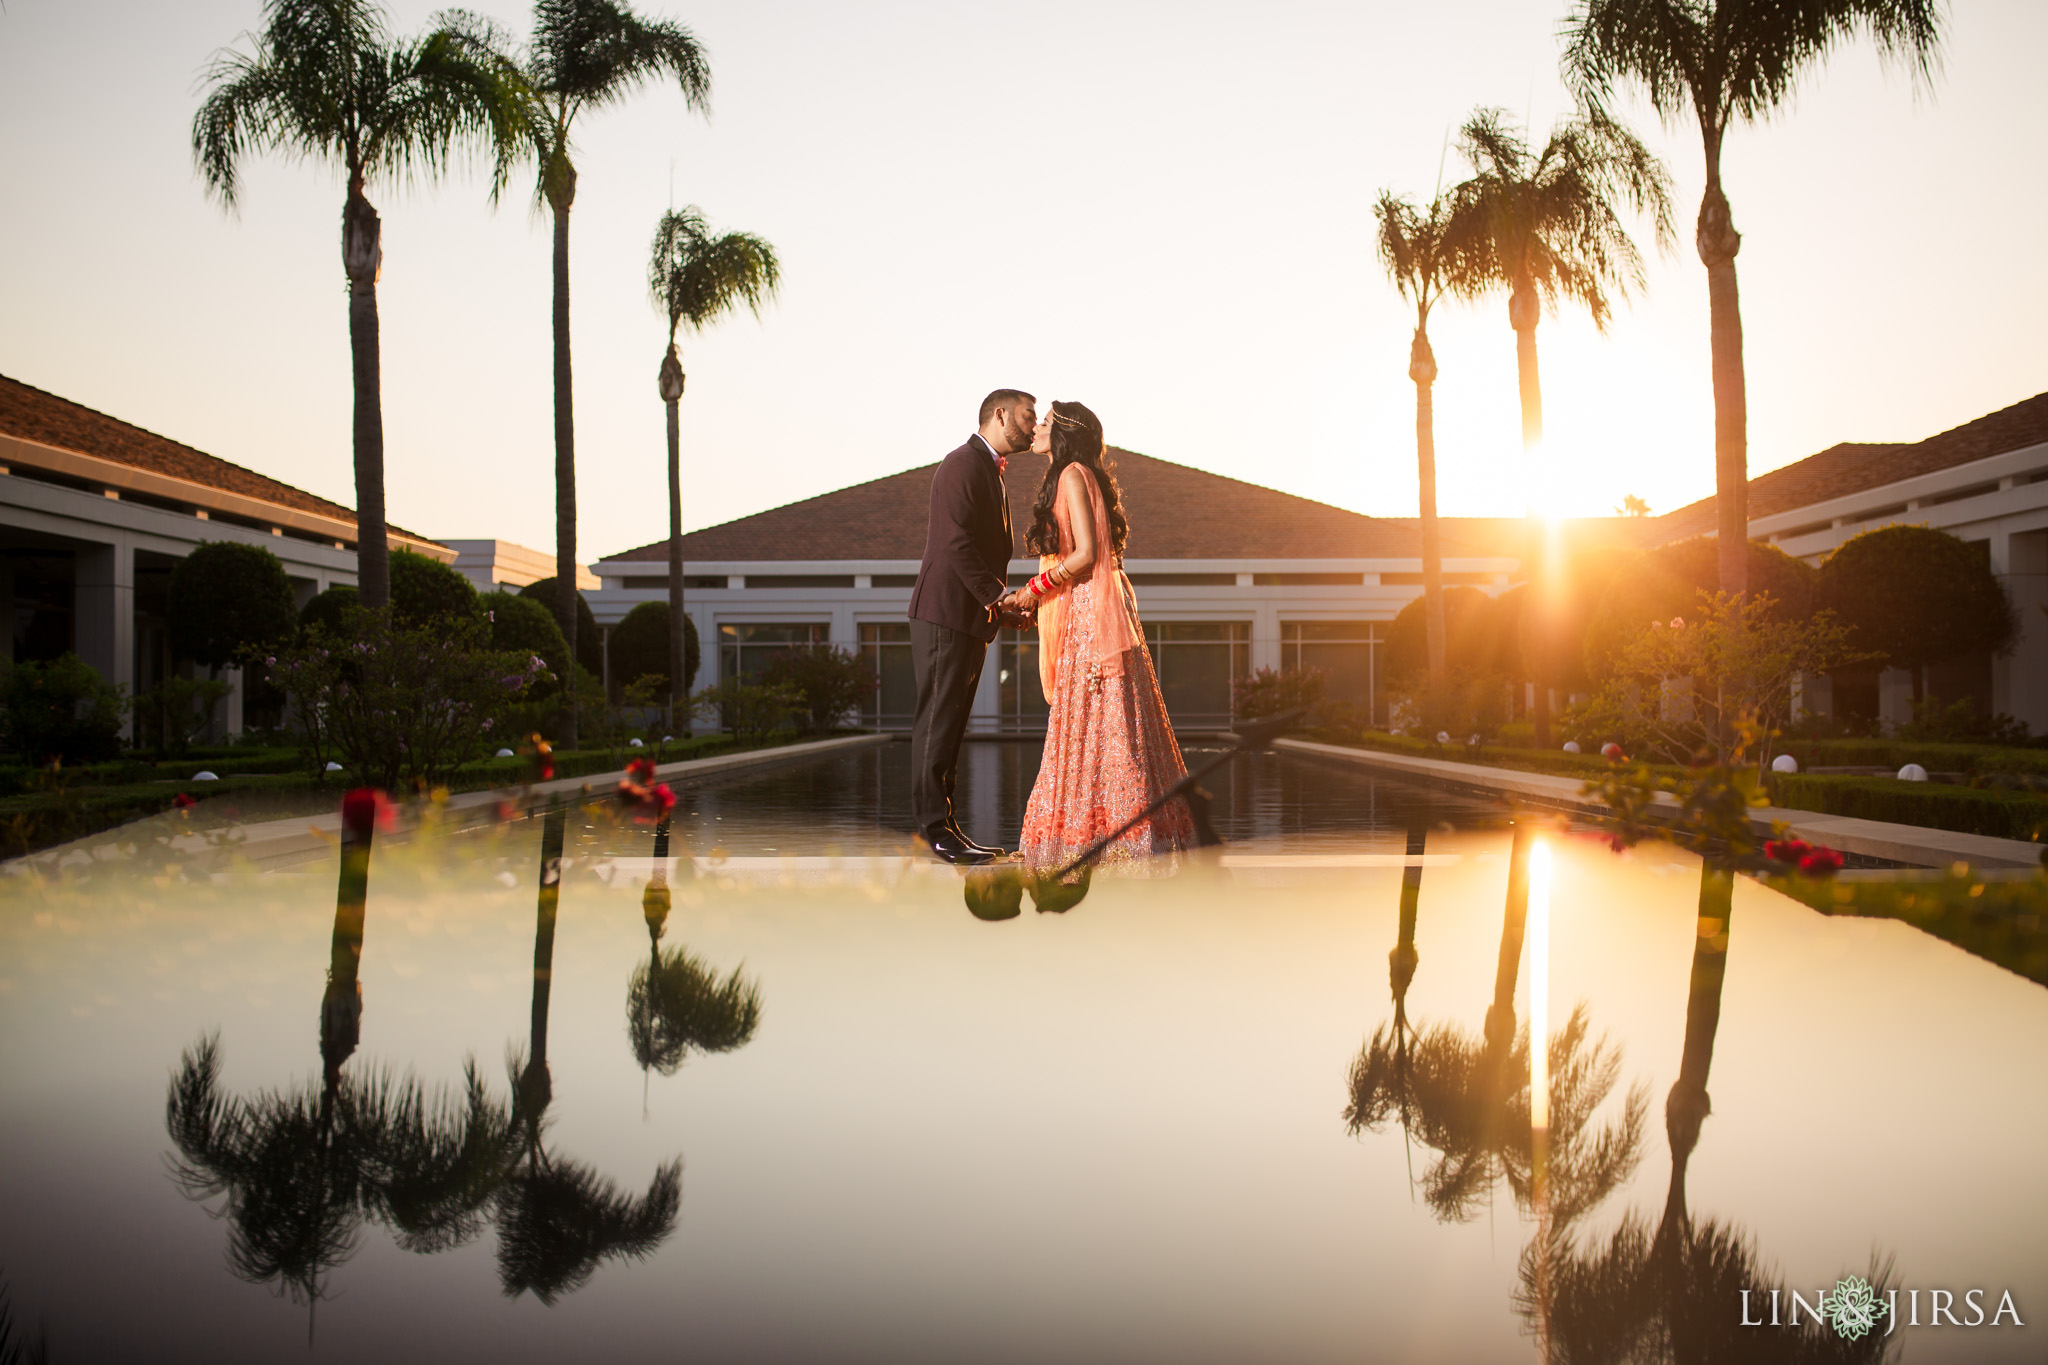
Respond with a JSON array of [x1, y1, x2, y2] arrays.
[[1002, 401, 1194, 871]]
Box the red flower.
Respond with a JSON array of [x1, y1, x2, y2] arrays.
[[341, 788, 395, 838], [1798, 846, 1844, 877], [1600, 742, 1627, 763], [172, 792, 196, 810], [1764, 838, 1812, 865], [626, 758, 657, 784]]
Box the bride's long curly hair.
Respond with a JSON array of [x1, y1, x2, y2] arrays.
[[1025, 401, 1129, 558]]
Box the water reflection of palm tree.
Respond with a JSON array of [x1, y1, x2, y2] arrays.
[[499, 808, 682, 1305], [1344, 822, 1430, 1171], [1348, 824, 1647, 1227], [1514, 861, 1897, 1363], [627, 817, 763, 1080], [165, 809, 511, 1322]]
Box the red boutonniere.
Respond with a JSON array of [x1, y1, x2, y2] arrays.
[[995, 455, 1008, 475]]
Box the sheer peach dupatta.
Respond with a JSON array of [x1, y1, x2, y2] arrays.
[[1036, 465, 1143, 696]]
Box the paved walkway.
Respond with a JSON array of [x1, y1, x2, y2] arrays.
[[1274, 738, 2046, 870]]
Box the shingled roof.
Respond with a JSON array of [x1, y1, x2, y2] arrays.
[[601, 446, 1513, 563], [0, 372, 436, 543], [1655, 390, 2048, 540]]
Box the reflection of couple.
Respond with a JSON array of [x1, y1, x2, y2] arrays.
[[908, 389, 1194, 869]]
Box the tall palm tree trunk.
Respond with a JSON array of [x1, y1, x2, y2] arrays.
[[1661, 859, 1731, 1236], [342, 185, 389, 610], [658, 341, 688, 732], [1410, 326, 1447, 684], [551, 189, 580, 747], [666, 396, 686, 724], [1699, 131, 1748, 600], [1482, 823, 1534, 1052], [1390, 821, 1427, 1020], [1511, 282, 1553, 748]]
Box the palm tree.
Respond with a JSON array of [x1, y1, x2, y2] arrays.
[[648, 207, 781, 726], [499, 808, 682, 1303], [1562, 0, 1944, 599], [523, 0, 712, 745], [1512, 861, 1899, 1364], [166, 806, 513, 1326], [1349, 826, 1647, 1229], [1453, 105, 1672, 746], [1374, 190, 1486, 684], [192, 0, 529, 610], [630, 815, 763, 1080]]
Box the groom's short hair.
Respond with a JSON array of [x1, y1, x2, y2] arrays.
[[978, 388, 1035, 427]]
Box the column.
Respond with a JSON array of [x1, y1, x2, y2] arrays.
[[73, 538, 134, 737], [1997, 528, 2048, 734]]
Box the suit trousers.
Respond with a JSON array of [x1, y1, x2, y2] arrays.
[[909, 617, 988, 836]]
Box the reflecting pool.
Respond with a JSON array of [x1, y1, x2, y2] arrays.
[[1, 743, 2043, 1363]]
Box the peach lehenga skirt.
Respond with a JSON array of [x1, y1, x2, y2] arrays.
[[1018, 574, 1195, 872]]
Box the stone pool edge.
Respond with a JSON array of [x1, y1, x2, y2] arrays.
[[1272, 737, 2044, 870], [25, 733, 894, 871]]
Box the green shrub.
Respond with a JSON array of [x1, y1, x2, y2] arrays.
[[300, 584, 359, 638], [132, 675, 234, 755], [272, 605, 549, 788], [518, 578, 602, 676], [390, 550, 482, 627], [485, 591, 571, 679], [1234, 666, 1325, 722], [1583, 537, 1818, 678], [693, 679, 802, 745], [606, 600, 702, 699], [167, 541, 296, 670], [1771, 774, 2048, 842], [759, 647, 874, 735], [1819, 525, 2015, 677], [0, 653, 127, 763]]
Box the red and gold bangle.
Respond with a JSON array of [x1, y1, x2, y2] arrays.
[[1028, 572, 1053, 598]]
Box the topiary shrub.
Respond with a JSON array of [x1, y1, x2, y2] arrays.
[[606, 600, 701, 699], [300, 584, 360, 639], [1819, 525, 2016, 694], [484, 591, 571, 678], [389, 550, 482, 627], [166, 541, 297, 670], [0, 653, 127, 763], [518, 578, 602, 677], [1385, 585, 1509, 679], [759, 647, 875, 735]]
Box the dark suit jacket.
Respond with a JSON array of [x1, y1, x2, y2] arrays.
[[908, 436, 1013, 641]]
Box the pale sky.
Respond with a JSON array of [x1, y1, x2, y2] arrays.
[[3, 0, 2044, 561]]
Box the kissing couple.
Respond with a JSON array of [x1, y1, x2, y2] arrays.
[[907, 389, 1196, 870]]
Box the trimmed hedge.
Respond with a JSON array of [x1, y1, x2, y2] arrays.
[[1774, 739, 2048, 776], [1771, 774, 2048, 842]]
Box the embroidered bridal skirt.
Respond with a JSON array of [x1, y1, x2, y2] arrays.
[[1019, 574, 1195, 872]]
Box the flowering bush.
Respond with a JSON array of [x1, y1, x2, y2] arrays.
[[1567, 591, 1865, 773], [269, 606, 551, 788]]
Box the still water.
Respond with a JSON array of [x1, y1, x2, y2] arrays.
[[1, 742, 2043, 1363]]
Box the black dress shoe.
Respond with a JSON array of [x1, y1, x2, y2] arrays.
[[949, 823, 1009, 859], [927, 828, 996, 865]]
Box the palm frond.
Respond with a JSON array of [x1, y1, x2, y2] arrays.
[[1452, 103, 1672, 332], [647, 207, 781, 340], [495, 1155, 682, 1304], [531, 0, 710, 114], [1564, 0, 1942, 136]]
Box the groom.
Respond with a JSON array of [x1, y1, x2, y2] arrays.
[[908, 388, 1037, 864]]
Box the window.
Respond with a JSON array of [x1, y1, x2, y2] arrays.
[[998, 627, 1049, 728], [718, 622, 829, 683], [743, 575, 856, 590], [860, 622, 916, 729], [1376, 572, 1498, 586], [1253, 572, 1363, 586], [1282, 620, 1383, 721], [1142, 621, 1250, 726]]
